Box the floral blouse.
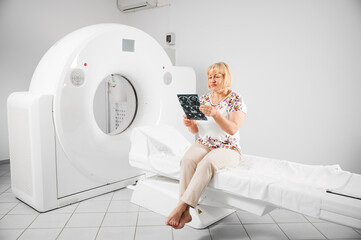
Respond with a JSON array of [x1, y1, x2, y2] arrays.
[[196, 91, 247, 152]]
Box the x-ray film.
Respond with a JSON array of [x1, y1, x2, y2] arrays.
[[177, 94, 207, 120]]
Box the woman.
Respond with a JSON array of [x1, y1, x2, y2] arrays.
[[165, 62, 247, 229]]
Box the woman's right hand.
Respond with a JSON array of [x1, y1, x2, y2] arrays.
[[183, 115, 199, 134], [183, 115, 195, 127]]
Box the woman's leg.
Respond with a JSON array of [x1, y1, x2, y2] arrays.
[[179, 143, 210, 198], [173, 148, 241, 229], [166, 143, 210, 227], [181, 148, 241, 208]]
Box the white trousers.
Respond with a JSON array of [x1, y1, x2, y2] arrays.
[[179, 143, 241, 208]]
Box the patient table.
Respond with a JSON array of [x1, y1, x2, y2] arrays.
[[129, 125, 361, 229]]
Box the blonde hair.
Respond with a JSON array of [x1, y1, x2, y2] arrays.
[[206, 62, 232, 89]]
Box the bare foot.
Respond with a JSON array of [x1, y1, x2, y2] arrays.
[[165, 202, 188, 227], [173, 209, 192, 229]]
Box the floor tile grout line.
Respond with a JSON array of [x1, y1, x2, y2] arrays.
[[94, 191, 115, 239], [308, 221, 361, 240], [15, 208, 42, 240], [0, 184, 12, 195], [268, 211, 291, 240], [1, 195, 36, 239], [133, 208, 140, 240], [234, 210, 252, 240], [207, 227, 213, 240], [350, 228, 361, 238], [15, 229, 27, 240], [0, 200, 20, 220], [55, 202, 80, 239], [304, 214, 329, 240], [235, 210, 244, 225], [355, 228, 361, 236], [0, 170, 10, 178]]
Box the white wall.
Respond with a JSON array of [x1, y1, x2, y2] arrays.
[[1, 0, 361, 173], [178, 0, 361, 173], [126, 0, 361, 173]]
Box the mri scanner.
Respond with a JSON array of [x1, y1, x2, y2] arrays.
[[7, 23, 195, 211], [7, 23, 361, 230]]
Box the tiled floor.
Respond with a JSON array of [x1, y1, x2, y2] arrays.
[[0, 162, 361, 240]]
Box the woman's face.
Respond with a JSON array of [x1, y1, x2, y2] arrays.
[[208, 69, 224, 91]]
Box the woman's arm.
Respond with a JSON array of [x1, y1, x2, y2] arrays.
[[199, 105, 245, 135], [214, 110, 245, 135], [183, 115, 199, 134]]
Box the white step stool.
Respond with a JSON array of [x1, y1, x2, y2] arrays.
[[131, 175, 235, 229]]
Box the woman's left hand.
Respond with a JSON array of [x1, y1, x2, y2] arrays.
[[199, 105, 218, 117]]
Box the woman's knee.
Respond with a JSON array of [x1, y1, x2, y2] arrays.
[[204, 149, 241, 169], [196, 158, 215, 174], [180, 155, 198, 169], [180, 144, 208, 168]]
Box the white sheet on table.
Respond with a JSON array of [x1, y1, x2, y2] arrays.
[[129, 125, 189, 178], [129, 125, 352, 217]]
